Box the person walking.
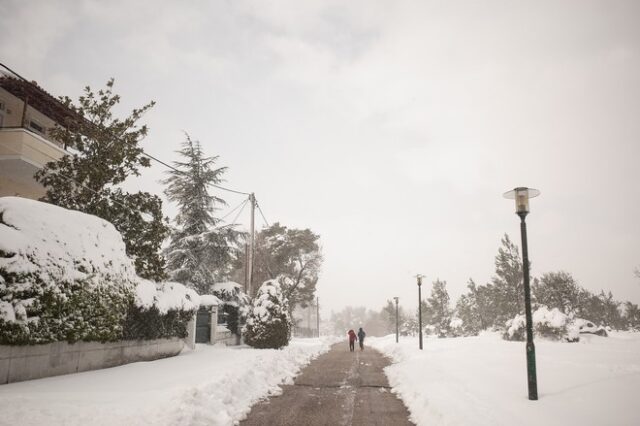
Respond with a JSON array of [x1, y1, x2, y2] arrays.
[[357, 327, 366, 351], [347, 329, 357, 352]]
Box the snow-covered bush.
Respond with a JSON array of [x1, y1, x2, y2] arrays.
[[503, 306, 573, 342], [0, 198, 197, 345], [448, 317, 464, 337], [212, 281, 249, 336], [123, 280, 200, 340], [243, 279, 292, 349]]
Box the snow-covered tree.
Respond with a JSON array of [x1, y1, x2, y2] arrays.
[[35, 79, 169, 280], [425, 279, 453, 337], [162, 134, 240, 294], [243, 279, 292, 349], [250, 223, 323, 311], [490, 234, 525, 326], [211, 281, 250, 336]]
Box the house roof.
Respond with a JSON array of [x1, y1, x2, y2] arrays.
[[0, 67, 85, 130]]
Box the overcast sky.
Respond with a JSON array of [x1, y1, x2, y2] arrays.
[[2, 0, 639, 316]]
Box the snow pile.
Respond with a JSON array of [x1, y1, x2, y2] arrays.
[[0, 338, 333, 426], [370, 332, 640, 426]]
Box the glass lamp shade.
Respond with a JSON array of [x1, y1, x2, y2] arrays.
[[503, 187, 540, 214]]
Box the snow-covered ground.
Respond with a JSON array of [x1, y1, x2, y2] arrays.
[[0, 338, 333, 426], [370, 332, 640, 426]]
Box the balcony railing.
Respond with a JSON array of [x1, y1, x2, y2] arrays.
[[0, 127, 67, 169]]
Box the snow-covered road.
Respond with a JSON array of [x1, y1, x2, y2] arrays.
[[369, 332, 640, 426], [0, 338, 333, 426]]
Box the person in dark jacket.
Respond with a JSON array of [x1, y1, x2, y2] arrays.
[[357, 328, 366, 350], [347, 329, 357, 352]]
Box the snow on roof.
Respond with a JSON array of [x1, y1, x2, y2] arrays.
[[0, 196, 138, 289], [199, 294, 221, 307]]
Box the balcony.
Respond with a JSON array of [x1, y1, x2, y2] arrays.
[[0, 128, 67, 199]]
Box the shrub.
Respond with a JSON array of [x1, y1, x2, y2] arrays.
[[243, 279, 292, 349]]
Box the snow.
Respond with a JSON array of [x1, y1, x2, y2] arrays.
[[0, 338, 333, 426], [134, 280, 201, 314], [0, 196, 138, 293], [369, 332, 640, 426], [533, 306, 568, 328], [199, 294, 221, 307]]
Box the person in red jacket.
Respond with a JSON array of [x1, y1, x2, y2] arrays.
[[347, 329, 357, 352]]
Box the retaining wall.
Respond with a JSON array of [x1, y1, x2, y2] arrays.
[[0, 338, 184, 385]]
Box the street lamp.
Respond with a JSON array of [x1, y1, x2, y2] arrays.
[[503, 186, 540, 401], [393, 297, 399, 343], [416, 274, 425, 350]]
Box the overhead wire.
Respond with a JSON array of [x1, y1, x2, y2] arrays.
[[219, 196, 250, 222], [255, 200, 269, 227], [2, 64, 271, 228]]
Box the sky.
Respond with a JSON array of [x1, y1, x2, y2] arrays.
[[2, 0, 639, 316]]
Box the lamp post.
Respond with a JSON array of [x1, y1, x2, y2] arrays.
[[416, 274, 425, 350], [504, 187, 540, 401], [394, 297, 399, 343]]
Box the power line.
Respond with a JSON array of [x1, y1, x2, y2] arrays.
[[256, 200, 269, 227], [140, 150, 250, 196], [219, 196, 250, 222], [230, 198, 249, 227]]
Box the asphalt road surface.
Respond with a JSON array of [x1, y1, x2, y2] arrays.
[[241, 342, 414, 426]]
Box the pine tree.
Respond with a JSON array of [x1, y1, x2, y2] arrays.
[[425, 279, 453, 337], [532, 271, 581, 315], [490, 234, 525, 327], [162, 134, 240, 294], [243, 279, 292, 349], [35, 79, 169, 280], [455, 280, 485, 336]]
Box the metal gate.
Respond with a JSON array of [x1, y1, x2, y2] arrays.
[[195, 307, 211, 343]]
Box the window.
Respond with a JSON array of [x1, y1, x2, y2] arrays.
[[28, 119, 46, 135]]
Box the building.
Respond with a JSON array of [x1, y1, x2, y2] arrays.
[[0, 65, 82, 199]]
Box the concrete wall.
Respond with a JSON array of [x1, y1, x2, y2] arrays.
[[0, 338, 184, 385]]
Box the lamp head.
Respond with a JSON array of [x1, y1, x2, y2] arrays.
[[503, 187, 540, 215]]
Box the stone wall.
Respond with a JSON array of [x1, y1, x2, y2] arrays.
[[0, 338, 184, 385]]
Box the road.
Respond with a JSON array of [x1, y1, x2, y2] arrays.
[[241, 342, 414, 426]]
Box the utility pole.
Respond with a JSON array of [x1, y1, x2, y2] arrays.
[[394, 297, 399, 343], [247, 193, 256, 298]]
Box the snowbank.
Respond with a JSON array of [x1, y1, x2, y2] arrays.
[[370, 333, 640, 426], [0, 338, 333, 426]]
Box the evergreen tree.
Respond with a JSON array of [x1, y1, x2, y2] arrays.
[[243, 279, 292, 349], [162, 134, 240, 294], [490, 234, 525, 327], [35, 79, 169, 280], [250, 223, 323, 311], [532, 271, 581, 315], [624, 302, 640, 330], [381, 300, 397, 334], [425, 279, 453, 337], [455, 280, 485, 336]]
